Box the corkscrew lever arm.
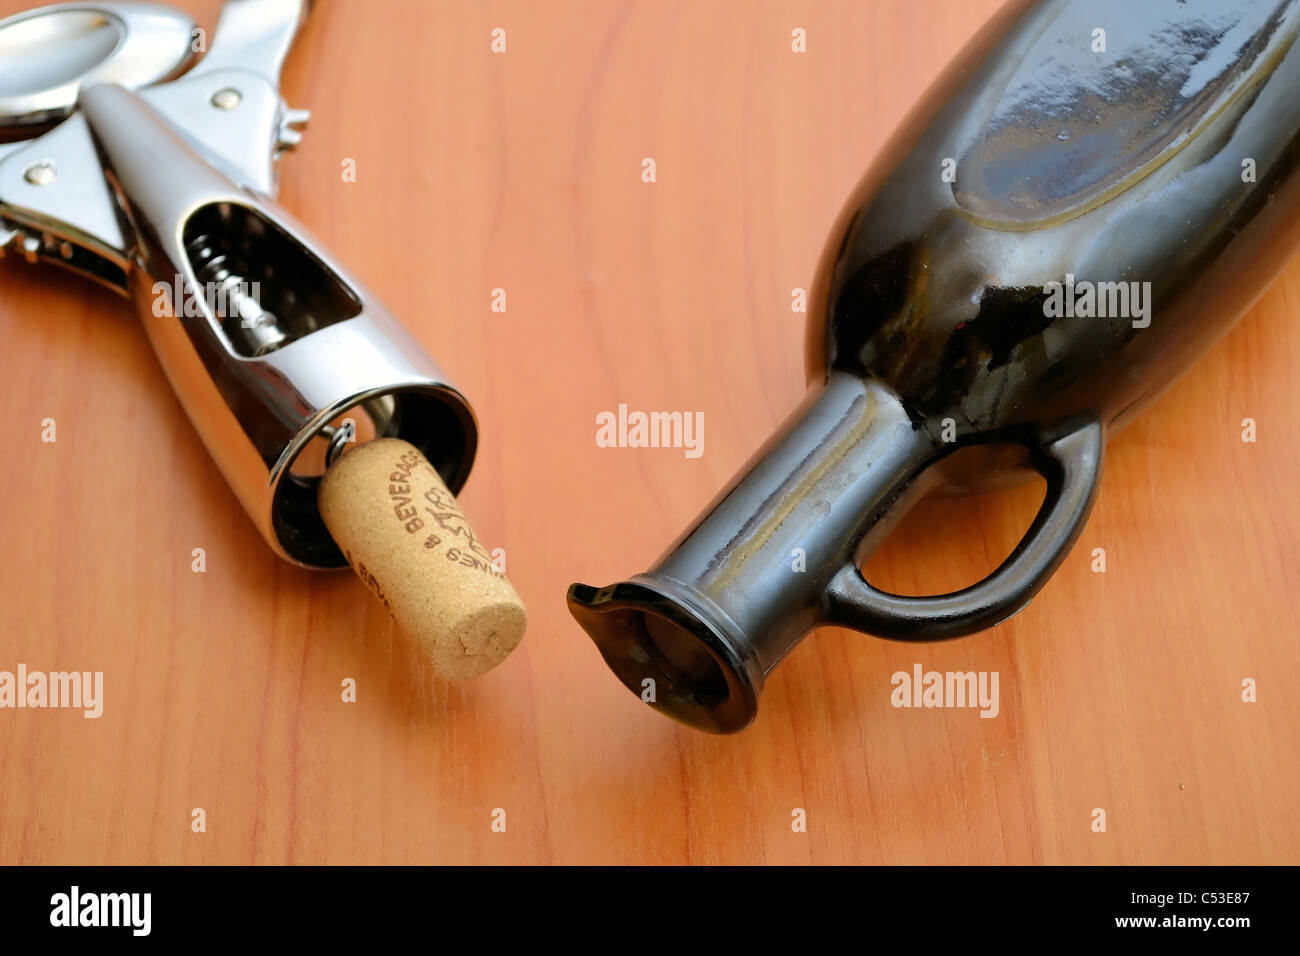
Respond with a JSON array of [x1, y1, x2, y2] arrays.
[[188, 0, 309, 88]]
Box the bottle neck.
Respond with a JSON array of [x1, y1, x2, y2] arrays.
[[646, 371, 937, 675]]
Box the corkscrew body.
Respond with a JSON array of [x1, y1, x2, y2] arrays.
[[0, 1, 478, 568]]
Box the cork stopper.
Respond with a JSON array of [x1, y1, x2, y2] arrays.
[[318, 438, 526, 679]]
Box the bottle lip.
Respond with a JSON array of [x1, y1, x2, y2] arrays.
[[567, 575, 763, 734]]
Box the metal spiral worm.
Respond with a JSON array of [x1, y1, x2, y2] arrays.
[[185, 233, 286, 356]]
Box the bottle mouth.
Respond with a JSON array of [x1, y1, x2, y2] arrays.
[[567, 578, 761, 734]]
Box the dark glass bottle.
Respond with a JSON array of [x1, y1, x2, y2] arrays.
[[570, 0, 1300, 733]]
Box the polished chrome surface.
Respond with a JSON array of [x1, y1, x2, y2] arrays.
[[78, 82, 475, 567], [0, 0, 479, 569], [0, 113, 129, 285], [137, 0, 311, 196], [0, 0, 311, 289], [186, 0, 306, 87], [0, 1, 194, 130], [141, 66, 307, 196], [0, 0, 203, 285]]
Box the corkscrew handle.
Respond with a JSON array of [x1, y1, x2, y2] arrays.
[[824, 419, 1104, 641]]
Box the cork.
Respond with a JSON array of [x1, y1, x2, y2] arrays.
[[318, 438, 526, 679]]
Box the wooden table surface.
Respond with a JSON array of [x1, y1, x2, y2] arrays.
[[2, 0, 1297, 866]]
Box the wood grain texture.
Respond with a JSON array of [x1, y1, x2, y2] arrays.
[[1, 0, 1296, 865]]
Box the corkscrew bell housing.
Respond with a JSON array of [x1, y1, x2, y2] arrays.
[[0, 0, 477, 567], [569, 0, 1300, 733]]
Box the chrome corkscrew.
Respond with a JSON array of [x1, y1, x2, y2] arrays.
[[0, 0, 479, 570]]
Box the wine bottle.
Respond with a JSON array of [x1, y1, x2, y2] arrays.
[[569, 0, 1300, 733]]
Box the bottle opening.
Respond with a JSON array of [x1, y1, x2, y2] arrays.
[[632, 611, 729, 702], [567, 580, 760, 734]]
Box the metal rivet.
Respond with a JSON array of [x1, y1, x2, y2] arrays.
[[211, 88, 242, 110], [23, 160, 56, 186]]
